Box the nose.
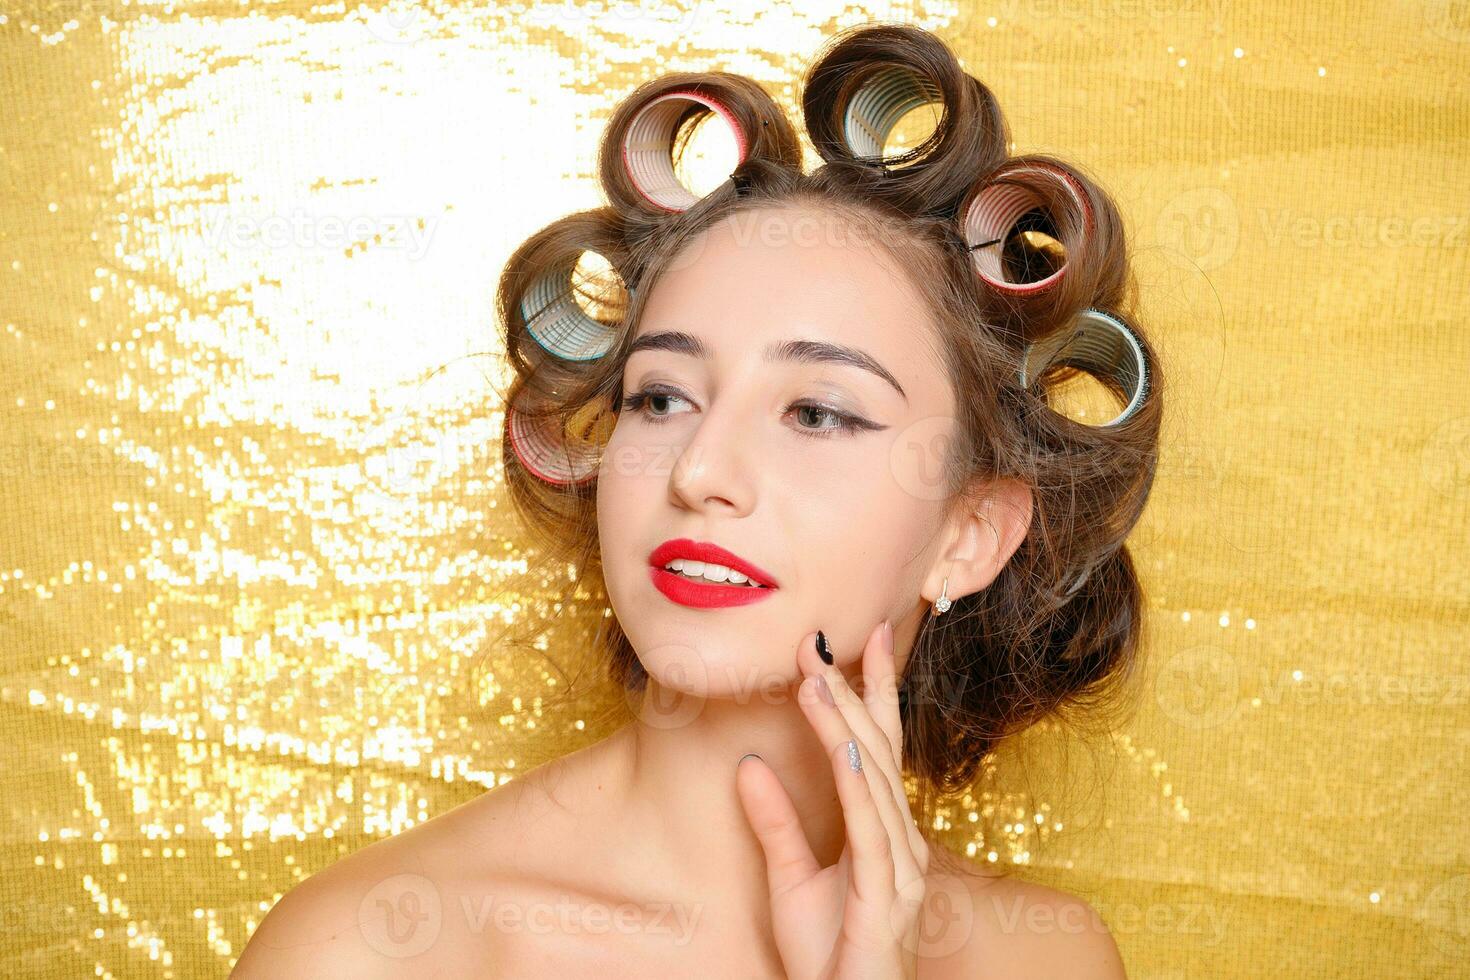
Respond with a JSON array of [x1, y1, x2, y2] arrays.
[[667, 395, 757, 517]]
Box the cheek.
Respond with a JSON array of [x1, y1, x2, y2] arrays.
[[602, 419, 679, 488], [595, 430, 666, 566], [783, 446, 940, 597], [595, 453, 631, 555]]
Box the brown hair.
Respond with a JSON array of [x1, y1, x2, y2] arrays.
[[481, 22, 1163, 854]]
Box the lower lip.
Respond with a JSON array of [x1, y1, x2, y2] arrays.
[[648, 567, 778, 608]]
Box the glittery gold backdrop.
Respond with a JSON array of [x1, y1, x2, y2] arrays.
[[2, 0, 1467, 976]]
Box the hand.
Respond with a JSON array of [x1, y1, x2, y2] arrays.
[[735, 620, 931, 979]]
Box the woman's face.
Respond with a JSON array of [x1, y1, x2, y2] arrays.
[[596, 203, 959, 697]]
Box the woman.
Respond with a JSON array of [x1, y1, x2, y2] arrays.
[[234, 22, 1159, 978]]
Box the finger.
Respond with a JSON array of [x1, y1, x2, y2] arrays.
[[859, 620, 930, 878], [798, 631, 909, 861], [797, 671, 895, 905], [809, 632, 928, 884], [794, 621, 898, 759], [863, 618, 903, 765], [818, 687, 926, 899], [798, 624, 904, 807], [733, 753, 822, 900]]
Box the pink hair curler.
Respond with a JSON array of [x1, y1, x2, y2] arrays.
[[507, 390, 611, 486], [961, 160, 1094, 294], [621, 90, 750, 212]]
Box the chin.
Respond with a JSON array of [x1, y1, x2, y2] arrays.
[[634, 632, 795, 701]]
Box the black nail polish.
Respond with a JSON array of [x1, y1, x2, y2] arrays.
[[816, 630, 833, 665]]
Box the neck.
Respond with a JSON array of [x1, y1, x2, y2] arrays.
[[607, 667, 853, 927], [595, 610, 923, 938]]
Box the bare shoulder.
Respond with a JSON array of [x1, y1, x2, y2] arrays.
[[230, 771, 560, 978], [920, 847, 1127, 980], [225, 819, 430, 977]]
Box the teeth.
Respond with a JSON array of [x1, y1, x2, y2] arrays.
[[663, 558, 766, 587]]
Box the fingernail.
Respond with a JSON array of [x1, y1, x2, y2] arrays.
[[815, 675, 835, 707], [882, 619, 894, 656], [846, 739, 862, 773], [816, 629, 833, 665], [738, 752, 762, 767]]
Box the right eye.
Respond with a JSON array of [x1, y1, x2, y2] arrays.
[[620, 384, 695, 423]]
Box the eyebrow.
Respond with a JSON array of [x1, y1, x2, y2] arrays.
[[626, 331, 908, 403]]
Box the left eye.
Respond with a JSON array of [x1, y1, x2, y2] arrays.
[[790, 403, 863, 435]]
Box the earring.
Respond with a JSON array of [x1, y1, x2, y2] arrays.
[[933, 577, 952, 615]]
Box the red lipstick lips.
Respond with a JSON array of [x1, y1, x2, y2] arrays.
[[648, 538, 779, 609]]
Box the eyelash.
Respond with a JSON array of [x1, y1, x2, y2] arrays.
[[619, 384, 879, 439]]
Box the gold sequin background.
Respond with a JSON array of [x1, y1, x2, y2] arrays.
[[1, 0, 1467, 976]]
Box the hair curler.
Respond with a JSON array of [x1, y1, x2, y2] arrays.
[[1019, 308, 1150, 429], [621, 90, 750, 212], [960, 159, 1094, 294]]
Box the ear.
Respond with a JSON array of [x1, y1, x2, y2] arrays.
[[923, 477, 1033, 608]]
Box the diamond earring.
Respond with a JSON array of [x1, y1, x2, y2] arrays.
[[933, 577, 951, 615]]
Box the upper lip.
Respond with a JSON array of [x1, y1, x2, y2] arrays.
[[649, 538, 779, 588]]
